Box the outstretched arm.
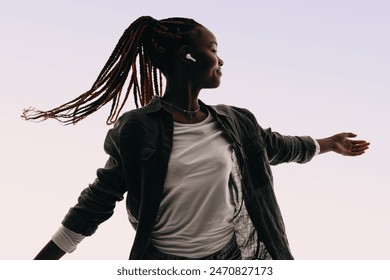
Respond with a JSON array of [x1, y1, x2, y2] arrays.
[[316, 132, 370, 156]]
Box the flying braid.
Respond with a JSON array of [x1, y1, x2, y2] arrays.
[[22, 16, 201, 125]]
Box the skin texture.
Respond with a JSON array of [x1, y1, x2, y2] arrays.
[[317, 132, 369, 156], [34, 240, 65, 260], [33, 23, 369, 260], [161, 26, 223, 124]]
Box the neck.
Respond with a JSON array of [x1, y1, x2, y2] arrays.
[[162, 77, 201, 111]]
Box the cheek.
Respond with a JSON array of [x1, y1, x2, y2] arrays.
[[198, 53, 218, 68], [192, 54, 220, 85], [202, 57, 219, 76], [209, 55, 219, 67]]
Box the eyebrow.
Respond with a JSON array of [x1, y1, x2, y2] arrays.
[[210, 41, 218, 47]]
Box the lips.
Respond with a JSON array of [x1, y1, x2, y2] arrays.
[[216, 68, 222, 76]]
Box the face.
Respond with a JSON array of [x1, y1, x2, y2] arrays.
[[189, 27, 224, 89]]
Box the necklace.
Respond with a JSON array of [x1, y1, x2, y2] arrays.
[[160, 99, 200, 119]]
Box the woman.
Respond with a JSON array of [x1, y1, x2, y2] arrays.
[[24, 16, 369, 260]]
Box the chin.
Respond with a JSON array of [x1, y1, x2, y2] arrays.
[[200, 76, 222, 89], [205, 83, 221, 89], [214, 79, 222, 88], [209, 78, 222, 88]]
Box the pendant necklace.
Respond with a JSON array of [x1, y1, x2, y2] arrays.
[[160, 99, 200, 119]]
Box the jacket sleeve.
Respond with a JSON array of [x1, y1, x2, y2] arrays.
[[262, 128, 317, 165], [242, 108, 317, 165], [61, 116, 129, 236]]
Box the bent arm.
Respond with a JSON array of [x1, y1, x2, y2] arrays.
[[34, 117, 130, 259], [61, 119, 128, 236]]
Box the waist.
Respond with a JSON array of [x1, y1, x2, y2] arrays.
[[144, 233, 241, 260]]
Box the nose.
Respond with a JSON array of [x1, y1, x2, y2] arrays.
[[218, 57, 224, 66]]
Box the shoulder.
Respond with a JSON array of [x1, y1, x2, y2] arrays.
[[117, 106, 149, 124], [212, 104, 259, 124], [105, 106, 160, 146], [114, 106, 159, 131], [115, 97, 165, 129], [210, 104, 266, 143], [102, 106, 163, 157]]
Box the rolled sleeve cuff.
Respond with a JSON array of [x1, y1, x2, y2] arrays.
[[313, 139, 321, 156], [51, 225, 85, 253]]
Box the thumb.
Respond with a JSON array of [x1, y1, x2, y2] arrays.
[[344, 132, 357, 138]]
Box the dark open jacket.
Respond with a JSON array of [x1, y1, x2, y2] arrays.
[[62, 96, 316, 259]]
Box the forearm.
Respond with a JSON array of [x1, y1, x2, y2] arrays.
[[34, 240, 66, 260]]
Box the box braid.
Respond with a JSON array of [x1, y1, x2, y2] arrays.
[[22, 16, 201, 125]]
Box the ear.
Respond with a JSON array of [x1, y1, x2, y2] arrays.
[[179, 45, 193, 65]]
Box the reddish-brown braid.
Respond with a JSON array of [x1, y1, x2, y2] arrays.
[[22, 16, 201, 125]]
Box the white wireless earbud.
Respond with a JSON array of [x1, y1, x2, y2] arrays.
[[185, 53, 197, 62]]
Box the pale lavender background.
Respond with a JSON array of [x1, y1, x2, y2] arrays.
[[1, 0, 389, 259]]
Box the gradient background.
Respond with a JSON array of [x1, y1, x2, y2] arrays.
[[1, 0, 389, 259]]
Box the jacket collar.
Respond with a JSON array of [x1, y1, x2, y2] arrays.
[[144, 96, 230, 117]]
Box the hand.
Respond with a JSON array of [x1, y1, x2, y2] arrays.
[[317, 132, 370, 156], [332, 132, 370, 156]]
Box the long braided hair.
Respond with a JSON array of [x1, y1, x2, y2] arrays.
[[22, 16, 202, 125]]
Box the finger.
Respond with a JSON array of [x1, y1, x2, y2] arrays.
[[345, 147, 366, 156], [350, 140, 368, 144], [351, 141, 369, 147], [344, 132, 357, 138], [350, 143, 370, 149], [350, 150, 366, 156], [352, 145, 369, 152], [349, 144, 369, 156]]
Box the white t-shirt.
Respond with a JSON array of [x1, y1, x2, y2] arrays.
[[151, 111, 235, 258]]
